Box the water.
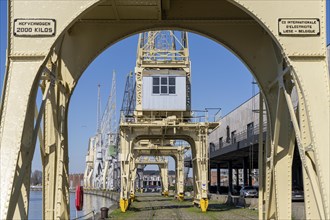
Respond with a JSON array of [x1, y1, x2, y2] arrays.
[[28, 191, 115, 219]]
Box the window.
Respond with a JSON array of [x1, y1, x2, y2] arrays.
[[209, 143, 215, 152], [247, 122, 254, 138], [231, 130, 237, 144], [219, 137, 223, 148], [169, 77, 176, 94], [226, 126, 230, 143], [152, 77, 160, 94], [152, 76, 176, 95]]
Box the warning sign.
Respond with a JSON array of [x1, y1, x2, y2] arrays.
[[278, 18, 320, 36], [14, 19, 56, 37]]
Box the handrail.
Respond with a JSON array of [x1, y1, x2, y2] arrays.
[[210, 121, 267, 152], [120, 109, 221, 124]]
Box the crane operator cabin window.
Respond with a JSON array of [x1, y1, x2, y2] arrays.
[[152, 76, 176, 95]]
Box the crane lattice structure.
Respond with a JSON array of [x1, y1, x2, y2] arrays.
[[120, 72, 136, 119], [84, 71, 120, 190], [120, 30, 218, 213], [135, 30, 191, 118], [138, 31, 188, 63]]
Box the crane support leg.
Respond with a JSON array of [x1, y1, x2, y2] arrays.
[[42, 60, 70, 220], [102, 161, 109, 190], [0, 59, 44, 219], [175, 149, 185, 201], [119, 131, 133, 212], [264, 85, 295, 220], [129, 160, 137, 203], [192, 128, 209, 212], [159, 163, 169, 197], [289, 61, 329, 220]]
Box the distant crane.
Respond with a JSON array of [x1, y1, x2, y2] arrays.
[[120, 71, 136, 119], [84, 71, 120, 190]]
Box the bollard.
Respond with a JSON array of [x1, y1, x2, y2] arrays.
[[100, 207, 109, 219]]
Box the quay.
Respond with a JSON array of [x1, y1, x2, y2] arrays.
[[28, 189, 304, 219], [84, 191, 305, 220], [107, 193, 258, 220]]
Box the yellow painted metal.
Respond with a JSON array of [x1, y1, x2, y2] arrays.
[[163, 191, 169, 197], [120, 122, 216, 213], [178, 193, 184, 202], [130, 193, 135, 203], [258, 94, 264, 220], [42, 58, 71, 220], [159, 162, 169, 197], [131, 156, 169, 198], [134, 145, 188, 202], [0, 0, 328, 219], [84, 137, 96, 188], [119, 198, 128, 213], [200, 198, 208, 213]]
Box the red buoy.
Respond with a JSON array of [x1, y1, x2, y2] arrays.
[[75, 186, 84, 211]]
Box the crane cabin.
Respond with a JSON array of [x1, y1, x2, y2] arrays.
[[135, 31, 191, 120]]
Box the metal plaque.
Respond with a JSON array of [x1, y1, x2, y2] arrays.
[[278, 18, 320, 36], [14, 19, 56, 37]]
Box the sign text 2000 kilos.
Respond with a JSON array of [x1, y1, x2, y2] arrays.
[[14, 19, 56, 37]]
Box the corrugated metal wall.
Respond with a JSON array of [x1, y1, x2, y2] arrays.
[[142, 76, 186, 111], [208, 94, 265, 146]]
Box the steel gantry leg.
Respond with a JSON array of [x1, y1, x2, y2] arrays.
[[264, 84, 295, 220], [286, 66, 329, 220], [120, 122, 216, 213], [135, 155, 169, 196], [119, 130, 133, 212], [42, 60, 70, 220], [84, 138, 95, 189], [175, 147, 185, 201], [159, 162, 169, 197], [258, 93, 265, 220], [192, 127, 209, 212], [0, 58, 45, 219], [129, 157, 137, 203]]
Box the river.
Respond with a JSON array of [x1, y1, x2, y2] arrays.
[[28, 191, 115, 219]]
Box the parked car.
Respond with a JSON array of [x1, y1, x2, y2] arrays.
[[240, 186, 258, 198], [292, 186, 304, 201]]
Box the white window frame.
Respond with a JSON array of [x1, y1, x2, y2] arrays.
[[152, 76, 176, 95]]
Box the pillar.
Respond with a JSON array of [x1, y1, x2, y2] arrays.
[[243, 157, 248, 186], [208, 167, 211, 189], [236, 168, 239, 188], [228, 161, 233, 196], [249, 167, 252, 186], [217, 163, 220, 194]]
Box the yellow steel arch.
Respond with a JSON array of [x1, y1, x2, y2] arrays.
[[0, 1, 328, 219]]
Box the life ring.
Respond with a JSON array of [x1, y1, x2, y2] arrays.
[[75, 186, 84, 211]]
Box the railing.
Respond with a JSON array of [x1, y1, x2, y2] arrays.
[[140, 51, 188, 63], [210, 121, 267, 152], [120, 108, 221, 124]]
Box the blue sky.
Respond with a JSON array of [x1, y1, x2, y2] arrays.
[[1, 2, 329, 173]]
